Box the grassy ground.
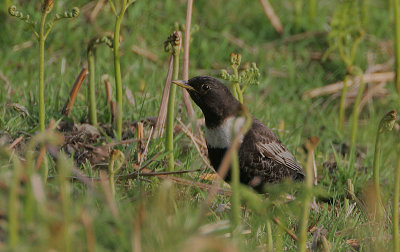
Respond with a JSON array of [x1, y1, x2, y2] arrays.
[[0, 0, 399, 251]]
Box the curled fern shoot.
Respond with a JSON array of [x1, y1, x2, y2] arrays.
[[87, 35, 114, 126], [108, 149, 125, 197]]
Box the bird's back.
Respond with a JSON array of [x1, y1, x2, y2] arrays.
[[238, 118, 305, 192]]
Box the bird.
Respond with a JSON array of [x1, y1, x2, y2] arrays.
[[173, 76, 305, 193]]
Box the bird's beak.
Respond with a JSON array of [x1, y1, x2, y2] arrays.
[[172, 80, 196, 92]]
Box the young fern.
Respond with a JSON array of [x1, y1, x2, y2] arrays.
[[324, 0, 364, 133], [108, 149, 125, 197], [394, 0, 400, 94], [9, 2, 79, 132], [107, 0, 136, 139], [57, 153, 73, 252], [298, 137, 319, 252], [394, 141, 400, 252], [221, 53, 260, 104], [230, 109, 253, 237], [87, 35, 113, 127], [372, 110, 396, 219], [164, 31, 181, 171], [0, 148, 23, 249]]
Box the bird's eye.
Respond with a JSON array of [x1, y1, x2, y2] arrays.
[[202, 84, 210, 91]]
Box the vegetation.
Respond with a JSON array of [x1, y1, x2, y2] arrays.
[[87, 35, 113, 127], [221, 53, 260, 104], [8, 1, 79, 132], [165, 31, 181, 172], [0, 0, 399, 251]]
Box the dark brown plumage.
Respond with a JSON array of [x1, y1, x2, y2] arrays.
[[173, 76, 304, 192]]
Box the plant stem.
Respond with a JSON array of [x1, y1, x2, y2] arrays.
[[109, 157, 116, 197], [394, 155, 400, 252], [276, 226, 283, 252], [232, 67, 243, 103], [266, 219, 273, 252], [87, 48, 97, 126], [349, 75, 366, 165], [108, 150, 125, 197], [309, 0, 316, 23], [3, 150, 22, 249], [232, 82, 240, 101], [113, 1, 128, 139], [372, 127, 383, 219], [394, 0, 400, 94], [39, 12, 48, 132], [57, 154, 71, 252], [166, 46, 180, 171], [295, 0, 303, 29], [43, 154, 48, 184], [107, 0, 117, 16], [338, 74, 349, 132], [298, 139, 317, 252], [182, 0, 195, 118], [231, 149, 241, 236], [235, 82, 243, 104]]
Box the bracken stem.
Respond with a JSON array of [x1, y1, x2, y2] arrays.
[[372, 110, 397, 222], [111, 0, 132, 139], [349, 74, 366, 168], [309, 0, 316, 23], [338, 74, 349, 132], [266, 219, 273, 252], [57, 154, 71, 252], [39, 11, 48, 132], [393, 155, 400, 252], [166, 38, 180, 172], [394, 0, 400, 94], [372, 129, 383, 219], [229, 109, 252, 237], [87, 48, 98, 127], [114, 13, 124, 139], [298, 138, 318, 252], [231, 149, 241, 236], [1, 148, 22, 249]]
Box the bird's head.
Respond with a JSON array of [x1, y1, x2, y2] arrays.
[[173, 76, 241, 127]]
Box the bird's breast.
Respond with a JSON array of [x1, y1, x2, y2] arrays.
[[205, 116, 246, 149]]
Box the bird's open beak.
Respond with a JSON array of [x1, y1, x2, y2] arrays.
[[172, 80, 196, 92]]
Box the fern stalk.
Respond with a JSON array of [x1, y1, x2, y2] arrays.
[[113, 11, 124, 139], [395, 0, 400, 94], [231, 150, 241, 235], [298, 138, 318, 252], [165, 32, 181, 171], [1, 149, 22, 249], [338, 74, 349, 131], [394, 154, 400, 252], [108, 0, 135, 139], [349, 75, 366, 169], [372, 110, 397, 220], [87, 48, 97, 126], [39, 11, 48, 132], [57, 154, 71, 252]]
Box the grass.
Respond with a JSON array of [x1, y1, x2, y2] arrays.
[[0, 0, 399, 251]]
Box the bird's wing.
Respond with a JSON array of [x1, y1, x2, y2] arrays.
[[255, 134, 304, 175]]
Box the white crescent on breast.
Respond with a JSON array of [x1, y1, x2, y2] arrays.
[[205, 116, 246, 149]]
